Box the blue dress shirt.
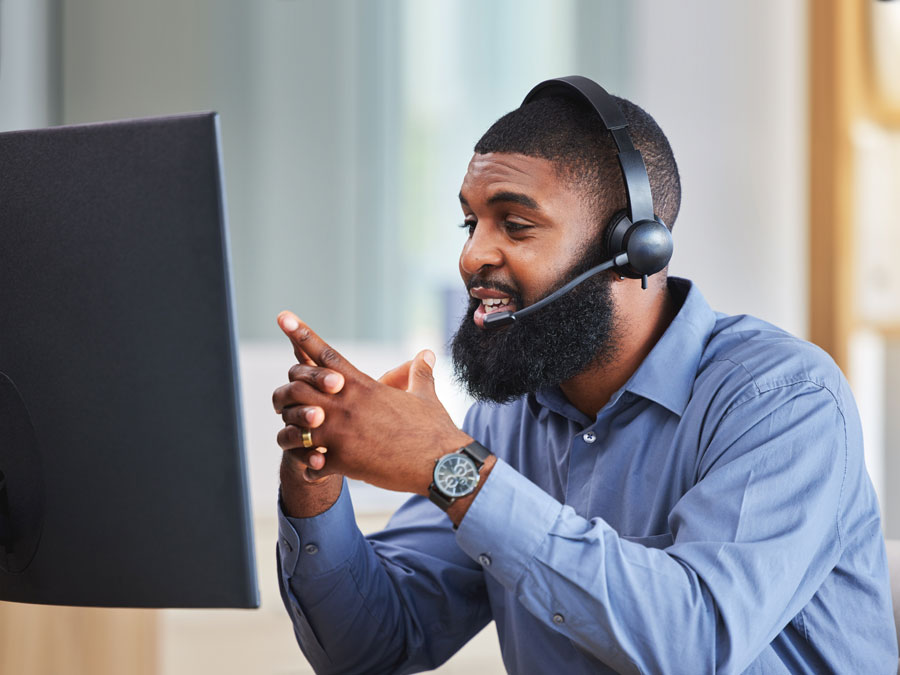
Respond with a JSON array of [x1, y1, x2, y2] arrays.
[[277, 278, 897, 674]]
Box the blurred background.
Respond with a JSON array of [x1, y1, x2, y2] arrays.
[[1, 0, 898, 673]]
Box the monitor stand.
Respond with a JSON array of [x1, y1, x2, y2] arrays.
[[0, 372, 44, 574]]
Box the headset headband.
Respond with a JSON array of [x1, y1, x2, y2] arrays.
[[521, 76, 655, 225]]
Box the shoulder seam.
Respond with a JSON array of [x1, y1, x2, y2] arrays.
[[717, 378, 847, 551], [709, 357, 762, 397]]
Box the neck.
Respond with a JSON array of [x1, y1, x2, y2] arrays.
[[559, 279, 677, 417]]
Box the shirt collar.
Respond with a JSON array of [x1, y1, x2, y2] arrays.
[[532, 277, 716, 421], [530, 387, 593, 427], [621, 277, 716, 416]]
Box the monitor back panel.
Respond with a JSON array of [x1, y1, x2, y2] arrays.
[[0, 114, 259, 608]]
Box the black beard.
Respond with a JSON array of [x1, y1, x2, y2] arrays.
[[450, 247, 619, 404]]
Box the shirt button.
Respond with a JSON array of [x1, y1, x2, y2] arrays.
[[478, 554, 492, 567], [280, 537, 293, 553], [582, 431, 596, 443], [552, 613, 565, 625], [304, 543, 319, 555]]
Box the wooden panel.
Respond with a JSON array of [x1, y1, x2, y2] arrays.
[[864, 0, 900, 127], [808, 0, 866, 371], [0, 603, 157, 675]]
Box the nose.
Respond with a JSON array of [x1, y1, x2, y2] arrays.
[[459, 223, 504, 277]]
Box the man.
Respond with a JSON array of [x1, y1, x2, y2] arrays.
[[271, 78, 897, 673]]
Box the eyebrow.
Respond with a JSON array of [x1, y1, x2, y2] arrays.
[[458, 191, 540, 210]]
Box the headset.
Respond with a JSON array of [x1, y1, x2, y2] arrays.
[[483, 75, 674, 329]]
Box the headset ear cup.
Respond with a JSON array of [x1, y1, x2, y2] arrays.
[[624, 220, 673, 277], [604, 210, 634, 276]]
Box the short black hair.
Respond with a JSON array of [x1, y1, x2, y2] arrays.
[[474, 95, 681, 240]]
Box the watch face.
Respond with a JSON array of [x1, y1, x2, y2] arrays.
[[433, 453, 479, 498]]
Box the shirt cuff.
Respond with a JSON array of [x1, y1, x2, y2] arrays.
[[455, 458, 563, 589], [277, 478, 360, 577]]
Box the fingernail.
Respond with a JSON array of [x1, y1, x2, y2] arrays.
[[323, 373, 341, 389], [424, 350, 436, 368], [282, 315, 299, 331], [305, 409, 317, 423]]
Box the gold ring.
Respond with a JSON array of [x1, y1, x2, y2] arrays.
[[301, 428, 314, 449]]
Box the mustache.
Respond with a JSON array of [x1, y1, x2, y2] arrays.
[[465, 276, 523, 306]]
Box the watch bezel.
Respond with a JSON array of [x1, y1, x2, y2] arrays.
[[432, 453, 480, 499], [427, 441, 491, 512]]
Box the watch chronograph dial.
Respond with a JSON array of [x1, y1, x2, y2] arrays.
[[433, 454, 479, 498]]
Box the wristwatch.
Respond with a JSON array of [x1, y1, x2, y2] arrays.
[[428, 441, 492, 511]]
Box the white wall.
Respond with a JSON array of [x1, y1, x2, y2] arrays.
[[0, 0, 59, 131], [627, 0, 808, 338]]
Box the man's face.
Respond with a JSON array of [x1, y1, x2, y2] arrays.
[[451, 152, 620, 403]]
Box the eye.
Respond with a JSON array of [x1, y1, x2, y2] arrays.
[[459, 220, 477, 236], [503, 221, 532, 235]]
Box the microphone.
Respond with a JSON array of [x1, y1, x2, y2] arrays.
[[482, 252, 630, 329]]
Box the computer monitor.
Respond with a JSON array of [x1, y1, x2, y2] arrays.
[[0, 113, 259, 608]]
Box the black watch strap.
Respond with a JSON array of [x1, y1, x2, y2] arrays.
[[460, 440, 491, 467], [428, 441, 491, 511], [428, 485, 455, 512]]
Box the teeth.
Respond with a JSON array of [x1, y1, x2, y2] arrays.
[[482, 297, 511, 310]]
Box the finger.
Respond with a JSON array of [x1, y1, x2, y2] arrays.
[[288, 363, 344, 394], [307, 449, 326, 471], [407, 349, 437, 398], [281, 405, 325, 428], [272, 380, 330, 414], [284, 446, 330, 483], [277, 311, 358, 376], [277, 424, 330, 453], [277, 424, 304, 451], [276, 313, 317, 366], [293, 344, 317, 367], [378, 359, 412, 390]]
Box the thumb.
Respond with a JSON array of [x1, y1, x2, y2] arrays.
[[378, 359, 413, 390], [407, 349, 437, 398]]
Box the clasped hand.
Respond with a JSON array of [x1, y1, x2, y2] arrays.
[[271, 311, 471, 495]]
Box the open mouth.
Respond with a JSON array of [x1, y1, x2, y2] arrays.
[[470, 290, 517, 328], [482, 296, 512, 312]]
